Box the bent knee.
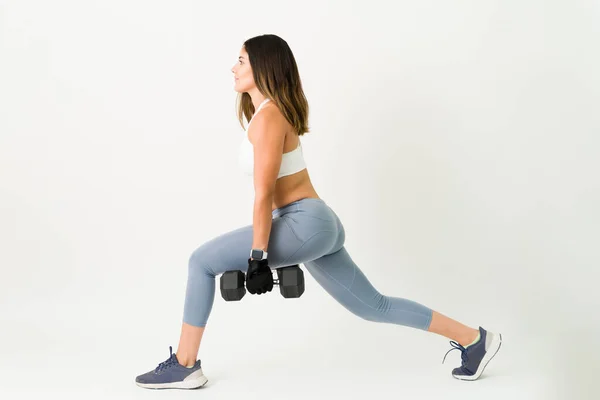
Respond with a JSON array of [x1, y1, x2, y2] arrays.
[[353, 294, 390, 322], [349, 308, 386, 323], [188, 246, 215, 277]]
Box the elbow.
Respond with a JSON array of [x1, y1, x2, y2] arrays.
[[254, 182, 276, 201], [254, 190, 275, 202]]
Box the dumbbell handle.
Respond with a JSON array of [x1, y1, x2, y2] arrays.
[[246, 277, 281, 285], [247, 270, 285, 285]]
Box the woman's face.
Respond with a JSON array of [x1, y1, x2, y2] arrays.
[[232, 47, 255, 93]]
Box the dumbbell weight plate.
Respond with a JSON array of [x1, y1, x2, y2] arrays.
[[220, 270, 246, 301], [276, 265, 305, 298]]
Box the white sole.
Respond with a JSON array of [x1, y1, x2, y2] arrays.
[[453, 332, 502, 381], [136, 370, 208, 390]]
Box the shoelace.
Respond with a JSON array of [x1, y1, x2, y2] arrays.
[[155, 346, 179, 373], [442, 340, 469, 370]]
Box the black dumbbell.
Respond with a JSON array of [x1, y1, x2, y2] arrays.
[[219, 265, 305, 301]]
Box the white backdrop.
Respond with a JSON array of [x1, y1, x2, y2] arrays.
[[1, 1, 598, 399]]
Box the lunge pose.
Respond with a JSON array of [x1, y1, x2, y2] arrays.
[[135, 34, 502, 390]]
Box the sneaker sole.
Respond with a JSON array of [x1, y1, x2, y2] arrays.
[[136, 373, 208, 390], [453, 332, 502, 381]]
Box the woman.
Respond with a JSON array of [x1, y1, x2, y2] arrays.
[[135, 34, 502, 389]]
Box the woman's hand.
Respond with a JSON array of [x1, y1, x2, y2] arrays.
[[245, 258, 274, 295]]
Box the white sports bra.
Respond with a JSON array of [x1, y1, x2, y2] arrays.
[[238, 98, 307, 179]]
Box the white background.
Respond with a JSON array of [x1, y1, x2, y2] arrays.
[[1, 1, 598, 399]]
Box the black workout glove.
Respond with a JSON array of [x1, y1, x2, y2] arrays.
[[246, 258, 274, 295]]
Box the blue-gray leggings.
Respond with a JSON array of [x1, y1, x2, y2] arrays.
[[183, 197, 433, 330]]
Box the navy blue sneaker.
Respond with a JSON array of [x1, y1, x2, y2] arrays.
[[135, 346, 208, 389], [442, 326, 502, 381]]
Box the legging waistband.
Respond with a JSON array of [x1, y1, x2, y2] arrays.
[[272, 197, 327, 218]]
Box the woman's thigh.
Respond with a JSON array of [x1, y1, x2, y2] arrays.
[[188, 213, 339, 277]]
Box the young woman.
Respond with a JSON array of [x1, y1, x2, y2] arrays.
[[135, 34, 502, 390]]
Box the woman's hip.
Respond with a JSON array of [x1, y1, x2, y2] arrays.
[[189, 198, 344, 275]]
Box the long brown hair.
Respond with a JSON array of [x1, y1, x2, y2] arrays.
[[236, 34, 310, 136]]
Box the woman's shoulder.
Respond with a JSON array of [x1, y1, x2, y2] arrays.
[[247, 103, 289, 143]]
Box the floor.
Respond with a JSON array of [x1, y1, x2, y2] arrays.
[[0, 293, 555, 400]]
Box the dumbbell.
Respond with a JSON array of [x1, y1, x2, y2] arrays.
[[220, 265, 305, 301]]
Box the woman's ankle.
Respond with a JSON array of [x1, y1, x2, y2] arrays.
[[175, 352, 196, 367], [458, 328, 480, 347]]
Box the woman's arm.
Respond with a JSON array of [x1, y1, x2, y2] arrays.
[[247, 108, 286, 255]]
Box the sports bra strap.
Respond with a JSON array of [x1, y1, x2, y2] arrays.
[[247, 98, 271, 130]]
